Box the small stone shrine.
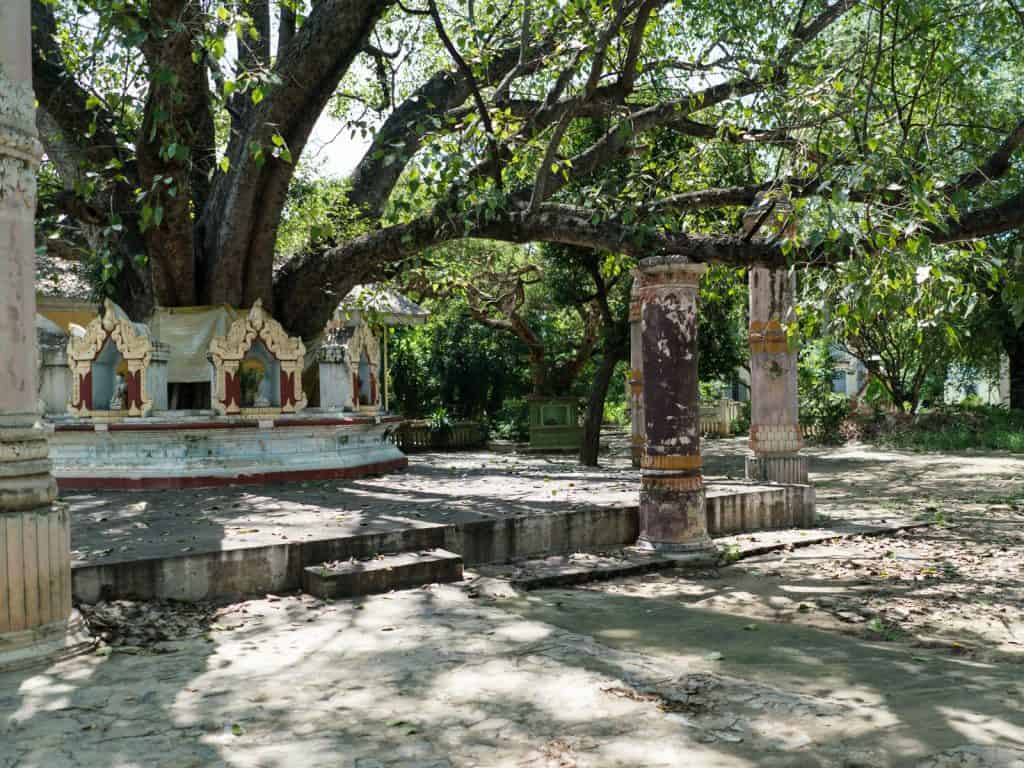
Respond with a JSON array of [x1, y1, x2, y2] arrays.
[[65, 299, 169, 418], [37, 288, 425, 490], [208, 299, 307, 416]]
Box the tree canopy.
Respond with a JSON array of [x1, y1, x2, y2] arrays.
[[32, 0, 1024, 343]]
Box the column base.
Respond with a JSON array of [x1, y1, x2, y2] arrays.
[[745, 453, 808, 484], [0, 610, 94, 673], [638, 479, 715, 553]]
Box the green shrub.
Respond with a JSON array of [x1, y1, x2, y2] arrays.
[[860, 405, 1024, 453], [603, 400, 630, 427], [490, 398, 529, 441], [427, 406, 454, 448], [732, 400, 751, 435], [798, 339, 850, 443]]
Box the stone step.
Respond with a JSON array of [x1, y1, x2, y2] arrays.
[[470, 548, 718, 593], [302, 549, 464, 599]]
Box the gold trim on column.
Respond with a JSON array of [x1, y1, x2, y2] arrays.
[[641, 474, 704, 492], [749, 320, 794, 354], [641, 454, 702, 470]]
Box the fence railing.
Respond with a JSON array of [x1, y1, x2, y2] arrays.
[[699, 399, 742, 437], [397, 420, 487, 452]]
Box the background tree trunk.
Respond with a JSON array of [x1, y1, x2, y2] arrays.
[[579, 344, 620, 465], [1005, 326, 1024, 411]]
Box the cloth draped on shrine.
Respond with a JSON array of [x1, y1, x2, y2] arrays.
[[148, 305, 243, 383]]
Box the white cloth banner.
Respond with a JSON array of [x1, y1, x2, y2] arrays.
[[148, 306, 242, 383]]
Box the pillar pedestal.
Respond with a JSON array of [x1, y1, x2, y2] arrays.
[[1, 1, 91, 672], [745, 453, 808, 485], [635, 257, 714, 554]]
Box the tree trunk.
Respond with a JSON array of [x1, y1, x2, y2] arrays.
[[579, 348, 619, 466], [1006, 325, 1024, 411]]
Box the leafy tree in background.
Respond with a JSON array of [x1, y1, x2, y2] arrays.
[[31, 0, 1024, 345], [801, 246, 987, 413], [388, 298, 530, 418]]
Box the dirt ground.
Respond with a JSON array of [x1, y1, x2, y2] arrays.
[[5, 440, 1024, 767]]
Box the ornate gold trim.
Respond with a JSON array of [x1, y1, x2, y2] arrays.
[[641, 453, 702, 470], [67, 300, 154, 418], [208, 299, 308, 416], [641, 475, 704, 492], [749, 319, 794, 354]]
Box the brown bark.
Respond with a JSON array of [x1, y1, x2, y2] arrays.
[[1005, 324, 1024, 411], [136, 0, 215, 307], [198, 0, 393, 309], [579, 333, 625, 466]]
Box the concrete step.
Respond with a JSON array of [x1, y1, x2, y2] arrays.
[[302, 549, 464, 599], [470, 548, 718, 592]]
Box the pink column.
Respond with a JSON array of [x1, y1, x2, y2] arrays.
[[742, 195, 808, 485], [0, 0, 89, 671]]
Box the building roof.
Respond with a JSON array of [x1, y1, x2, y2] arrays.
[[333, 284, 429, 327]]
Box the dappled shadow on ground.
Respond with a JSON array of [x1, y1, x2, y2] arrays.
[[67, 451, 642, 567], [67, 439, 1024, 569], [6, 581, 1024, 767], [509, 583, 1024, 766]]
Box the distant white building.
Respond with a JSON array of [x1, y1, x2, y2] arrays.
[[943, 357, 1011, 406], [725, 347, 1011, 407]]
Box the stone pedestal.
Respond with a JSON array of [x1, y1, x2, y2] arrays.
[[636, 258, 713, 553], [745, 266, 808, 484], [627, 273, 644, 468], [1, 1, 90, 671]]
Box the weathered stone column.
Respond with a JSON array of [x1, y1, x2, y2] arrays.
[[743, 195, 808, 485], [627, 271, 644, 468], [1, 0, 88, 671], [636, 257, 712, 553]]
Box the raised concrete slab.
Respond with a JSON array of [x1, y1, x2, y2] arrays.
[[302, 549, 463, 598], [66, 449, 824, 603]]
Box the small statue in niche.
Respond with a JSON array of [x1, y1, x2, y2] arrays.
[[240, 358, 268, 408], [254, 373, 272, 408], [109, 372, 128, 410]]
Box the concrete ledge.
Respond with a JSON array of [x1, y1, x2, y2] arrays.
[[706, 483, 816, 534], [302, 549, 463, 599], [71, 484, 816, 604], [72, 525, 449, 603], [447, 506, 639, 565], [59, 457, 408, 491]]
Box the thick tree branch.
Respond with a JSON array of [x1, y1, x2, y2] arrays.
[[930, 189, 1024, 243], [950, 117, 1024, 193], [348, 41, 548, 220]]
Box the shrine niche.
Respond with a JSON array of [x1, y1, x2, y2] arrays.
[[66, 299, 167, 418], [306, 285, 427, 413], [208, 299, 307, 416]]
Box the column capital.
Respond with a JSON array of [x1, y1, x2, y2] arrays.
[[637, 255, 707, 283]]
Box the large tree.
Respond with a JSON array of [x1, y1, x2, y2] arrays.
[[33, 0, 1024, 343]]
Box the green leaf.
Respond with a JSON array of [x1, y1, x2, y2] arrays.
[[251, 87, 264, 105]]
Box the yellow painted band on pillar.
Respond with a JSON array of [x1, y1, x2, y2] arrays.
[[641, 454, 702, 470]]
